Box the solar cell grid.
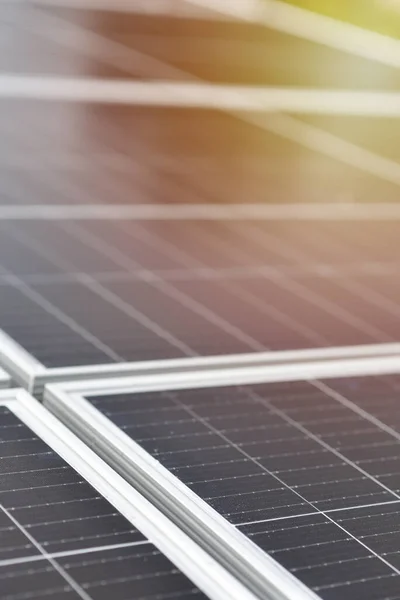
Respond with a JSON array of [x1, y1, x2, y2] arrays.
[[0, 218, 399, 376], [49, 372, 400, 600]]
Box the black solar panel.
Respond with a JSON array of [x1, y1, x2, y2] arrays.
[[72, 374, 400, 599], [0, 218, 399, 369], [0, 401, 213, 600]]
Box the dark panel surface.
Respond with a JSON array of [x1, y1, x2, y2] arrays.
[[0, 219, 399, 367], [0, 405, 206, 600], [85, 374, 400, 599]]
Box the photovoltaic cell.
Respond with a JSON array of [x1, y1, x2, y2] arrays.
[[81, 374, 400, 599], [0, 219, 399, 369], [0, 404, 209, 600]]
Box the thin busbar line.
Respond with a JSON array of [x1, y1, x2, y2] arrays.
[[0, 539, 149, 568], [239, 499, 400, 528]]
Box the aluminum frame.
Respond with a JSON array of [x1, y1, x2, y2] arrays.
[[1, 325, 399, 396], [44, 354, 400, 600], [0, 388, 259, 600], [2, 203, 400, 220], [0, 366, 11, 388]]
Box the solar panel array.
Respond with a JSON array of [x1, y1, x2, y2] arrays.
[[1, 1, 400, 599], [81, 374, 400, 600], [0, 218, 399, 370]]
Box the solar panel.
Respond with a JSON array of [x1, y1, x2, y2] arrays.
[[0, 215, 399, 391], [0, 388, 258, 600], [1, 99, 400, 206], [43, 363, 400, 600], [30, 4, 400, 90]]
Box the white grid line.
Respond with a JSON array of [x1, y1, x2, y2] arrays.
[[0, 539, 149, 568]]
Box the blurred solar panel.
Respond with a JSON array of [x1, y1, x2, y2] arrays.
[[45, 372, 400, 600], [0, 217, 399, 377], [30, 4, 400, 89], [1, 102, 400, 205]]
